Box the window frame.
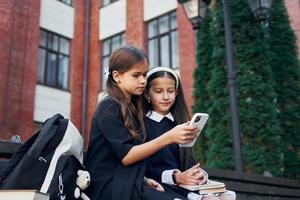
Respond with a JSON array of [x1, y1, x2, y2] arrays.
[[147, 11, 179, 69], [38, 29, 71, 91], [100, 32, 125, 90], [101, 0, 120, 8], [57, 0, 73, 6]]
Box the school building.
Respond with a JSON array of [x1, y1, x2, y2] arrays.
[[0, 0, 300, 142]]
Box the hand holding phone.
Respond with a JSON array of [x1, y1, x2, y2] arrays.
[[179, 113, 209, 147]]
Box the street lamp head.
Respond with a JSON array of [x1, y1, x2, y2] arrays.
[[247, 0, 273, 22], [178, 0, 212, 30]]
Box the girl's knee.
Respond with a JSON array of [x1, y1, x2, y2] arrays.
[[201, 195, 220, 200], [200, 190, 236, 200], [219, 190, 236, 200]]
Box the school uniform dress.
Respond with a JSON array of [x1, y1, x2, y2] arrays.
[[86, 97, 185, 200], [144, 111, 181, 182], [145, 111, 199, 200]]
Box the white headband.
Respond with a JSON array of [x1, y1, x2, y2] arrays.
[[146, 67, 179, 89]]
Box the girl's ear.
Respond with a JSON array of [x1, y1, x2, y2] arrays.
[[112, 71, 120, 83]]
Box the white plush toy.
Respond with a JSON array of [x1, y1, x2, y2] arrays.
[[74, 170, 91, 200]]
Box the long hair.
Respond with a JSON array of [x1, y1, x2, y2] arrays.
[[144, 71, 190, 124], [106, 45, 148, 141], [143, 69, 195, 171]]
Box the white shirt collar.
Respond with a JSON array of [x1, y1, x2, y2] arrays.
[[146, 111, 174, 122]]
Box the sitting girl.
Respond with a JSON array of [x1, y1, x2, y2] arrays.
[[143, 66, 236, 200], [85, 46, 200, 200]]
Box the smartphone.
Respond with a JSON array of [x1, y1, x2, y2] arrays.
[[179, 113, 209, 147]]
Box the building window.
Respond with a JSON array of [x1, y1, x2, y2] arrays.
[[147, 11, 179, 69], [57, 0, 72, 6], [37, 29, 70, 90], [102, 0, 119, 7], [101, 33, 125, 90]]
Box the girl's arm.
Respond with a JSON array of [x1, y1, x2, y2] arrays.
[[122, 123, 198, 166]]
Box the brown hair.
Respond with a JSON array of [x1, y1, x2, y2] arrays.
[[144, 70, 190, 124], [106, 45, 148, 140], [143, 69, 194, 171]]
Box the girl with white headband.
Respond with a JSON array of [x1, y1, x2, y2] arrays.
[[86, 47, 200, 200], [143, 67, 236, 200]]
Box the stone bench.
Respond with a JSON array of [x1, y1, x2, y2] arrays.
[[0, 140, 22, 170]]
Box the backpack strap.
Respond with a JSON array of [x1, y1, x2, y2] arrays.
[[28, 114, 64, 159]]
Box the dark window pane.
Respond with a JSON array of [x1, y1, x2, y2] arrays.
[[171, 31, 179, 68], [37, 49, 46, 83], [170, 12, 177, 29], [58, 55, 69, 89], [39, 31, 47, 47], [147, 11, 178, 69], [102, 56, 109, 68], [160, 35, 170, 66], [148, 20, 158, 38], [112, 35, 121, 50], [102, 40, 110, 56], [101, 32, 124, 90], [60, 38, 70, 55], [38, 29, 70, 90], [48, 34, 59, 51], [120, 34, 125, 46], [148, 39, 159, 68], [63, 0, 72, 5], [159, 15, 169, 34], [46, 53, 57, 87]]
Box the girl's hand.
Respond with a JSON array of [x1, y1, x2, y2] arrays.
[[144, 177, 165, 192], [167, 122, 199, 144], [175, 163, 208, 185]]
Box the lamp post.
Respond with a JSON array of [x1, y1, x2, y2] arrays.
[[177, 0, 244, 172], [247, 0, 273, 22], [222, 0, 243, 172], [178, 0, 211, 29]]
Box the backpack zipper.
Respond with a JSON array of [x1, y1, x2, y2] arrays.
[[58, 173, 66, 200]]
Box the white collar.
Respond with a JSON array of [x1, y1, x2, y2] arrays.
[[146, 111, 174, 122]]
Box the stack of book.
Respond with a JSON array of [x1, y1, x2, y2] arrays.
[[179, 180, 226, 195]]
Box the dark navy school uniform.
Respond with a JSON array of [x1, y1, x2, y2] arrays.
[[144, 112, 181, 181], [145, 111, 196, 199], [86, 97, 186, 200]]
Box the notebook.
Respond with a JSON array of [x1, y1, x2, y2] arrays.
[[179, 180, 226, 195], [0, 190, 49, 200]]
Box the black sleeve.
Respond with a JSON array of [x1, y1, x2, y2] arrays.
[[145, 157, 165, 182], [94, 99, 134, 161]]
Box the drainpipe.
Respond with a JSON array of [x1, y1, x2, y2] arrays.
[[82, 0, 90, 144]]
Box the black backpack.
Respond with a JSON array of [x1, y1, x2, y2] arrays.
[[0, 114, 89, 200]]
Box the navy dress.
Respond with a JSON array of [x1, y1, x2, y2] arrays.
[[145, 115, 197, 199], [86, 97, 186, 200], [145, 117, 181, 180]]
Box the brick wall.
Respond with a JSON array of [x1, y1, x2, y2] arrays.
[[69, 0, 85, 136], [126, 0, 147, 51], [86, 0, 101, 146], [0, 0, 40, 140], [177, 6, 197, 113], [70, 0, 101, 145]]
